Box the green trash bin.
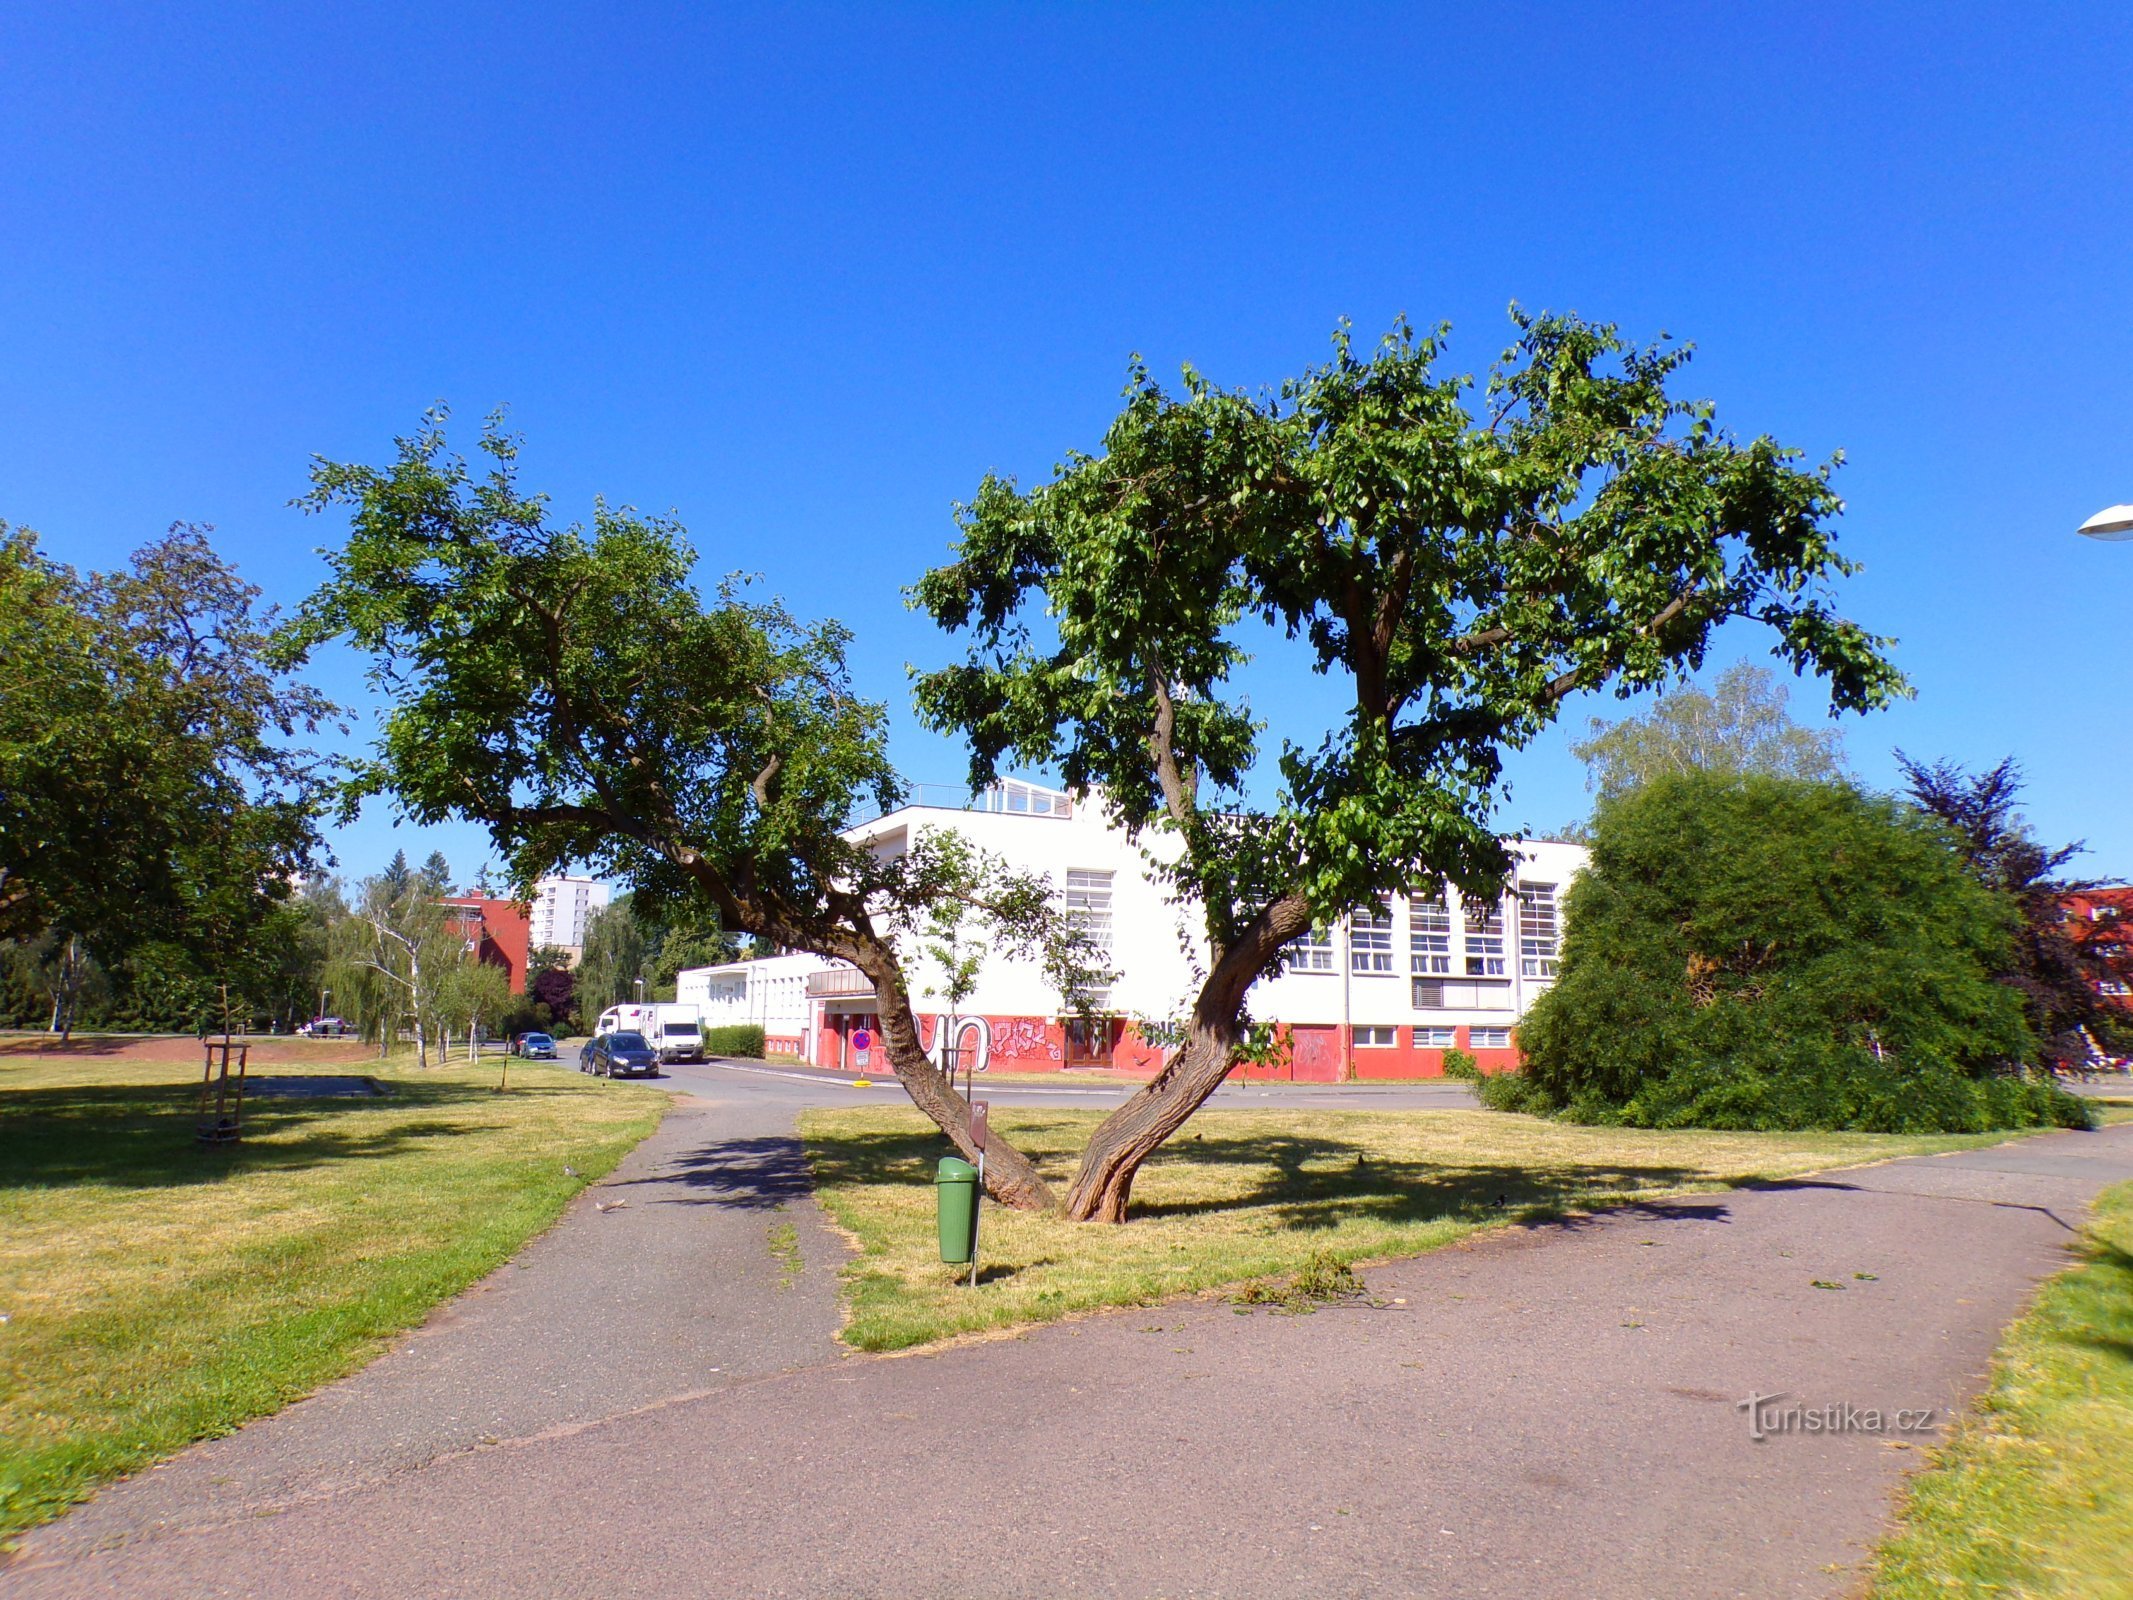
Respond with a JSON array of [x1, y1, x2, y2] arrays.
[[935, 1156, 979, 1264]]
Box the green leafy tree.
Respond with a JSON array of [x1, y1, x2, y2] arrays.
[[914, 310, 1906, 1219], [575, 898, 649, 1019], [1898, 754, 2131, 1068], [380, 850, 413, 896], [5, 931, 107, 1039], [0, 523, 330, 1008], [1503, 774, 2087, 1131], [323, 875, 457, 1067], [287, 414, 1099, 1208], [435, 956, 512, 1062], [919, 900, 987, 1083], [1570, 660, 1848, 801], [646, 913, 741, 1003]]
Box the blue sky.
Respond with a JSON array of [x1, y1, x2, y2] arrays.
[[4, 3, 2129, 883]]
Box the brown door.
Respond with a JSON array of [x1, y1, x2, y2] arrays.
[[1062, 1017, 1116, 1069]]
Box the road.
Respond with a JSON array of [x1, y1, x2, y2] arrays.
[[6, 1061, 2131, 1598]]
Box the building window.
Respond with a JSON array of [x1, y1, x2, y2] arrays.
[[1063, 868, 1115, 1007], [1283, 926, 1335, 973], [1353, 1025, 1398, 1047], [1518, 882, 1560, 979], [1409, 894, 1452, 974], [1471, 1026, 1511, 1049], [1351, 901, 1395, 974], [1414, 1025, 1456, 1048], [1464, 897, 1506, 976]]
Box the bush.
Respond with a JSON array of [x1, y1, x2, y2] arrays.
[[1440, 1047, 1481, 1082], [1515, 774, 2093, 1134], [704, 1023, 766, 1059]]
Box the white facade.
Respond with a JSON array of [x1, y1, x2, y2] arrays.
[[675, 782, 1588, 1077], [676, 952, 819, 1054], [529, 875, 611, 953]]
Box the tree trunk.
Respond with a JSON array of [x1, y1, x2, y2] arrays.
[[1060, 890, 1311, 1222], [1061, 1017, 1239, 1221], [855, 943, 1058, 1212]]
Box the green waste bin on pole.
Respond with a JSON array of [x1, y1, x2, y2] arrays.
[[936, 1156, 979, 1264]]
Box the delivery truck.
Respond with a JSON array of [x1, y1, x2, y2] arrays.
[[595, 1002, 704, 1064]]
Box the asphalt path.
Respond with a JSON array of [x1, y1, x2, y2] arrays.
[[8, 1063, 2133, 1598]]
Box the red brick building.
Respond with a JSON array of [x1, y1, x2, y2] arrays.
[[2062, 886, 2133, 1016], [442, 896, 532, 993]]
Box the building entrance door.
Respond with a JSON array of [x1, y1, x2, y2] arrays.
[[1063, 1016, 1116, 1069]]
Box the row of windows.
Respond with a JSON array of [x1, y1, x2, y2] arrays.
[[1285, 885, 1560, 980], [1353, 1025, 1512, 1049]]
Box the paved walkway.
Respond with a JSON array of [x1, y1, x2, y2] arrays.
[[7, 1086, 2132, 1598]]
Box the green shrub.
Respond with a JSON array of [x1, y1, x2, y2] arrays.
[[1516, 774, 2092, 1134], [1477, 1070, 1546, 1114], [1439, 1047, 1481, 1082], [704, 1023, 766, 1059]]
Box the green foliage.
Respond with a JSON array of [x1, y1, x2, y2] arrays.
[[1899, 753, 2132, 1067], [1515, 775, 2092, 1133], [285, 413, 1107, 1204], [914, 311, 1905, 966], [574, 898, 649, 1019], [0, 523, 332, 1010], [705, 1023, 767, 1059], [1439, 1047, 1481, 1082], [322, 876, 459, 1063], [1570, 661, 1848, 800]]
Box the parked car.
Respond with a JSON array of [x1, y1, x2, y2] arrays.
[[580, 1030, 659, 1078], [514, 1032, 557, 1060], [299, 1016, 352, 1038]]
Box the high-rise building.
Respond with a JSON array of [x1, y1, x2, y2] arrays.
[[528, 875, 611, 955]]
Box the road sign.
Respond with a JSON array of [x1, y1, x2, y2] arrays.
[[969, 1099, 990, 1153], [851, 1028, 872, 1051]]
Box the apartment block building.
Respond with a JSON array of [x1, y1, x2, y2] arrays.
[[528, 875, 611, 955]]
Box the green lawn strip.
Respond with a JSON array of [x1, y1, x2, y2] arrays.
[[1868, 1176, 2133, 1598], [0, 1051, 666, 1543], [800, 1105, 2015, 1352]]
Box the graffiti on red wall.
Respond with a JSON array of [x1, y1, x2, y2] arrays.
[[990, 1016, 1061, 1063]]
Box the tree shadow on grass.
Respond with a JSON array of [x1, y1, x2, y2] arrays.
[[801, 1124, 1740, 1235], [0, 1078, 569, 1192]]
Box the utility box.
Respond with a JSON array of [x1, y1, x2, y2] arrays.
[[935, 1156, 979, 1264]]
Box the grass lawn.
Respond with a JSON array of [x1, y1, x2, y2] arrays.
[[0, 1047, 666, 1543], [800, 1105, 2017, 1352], [1869, 1172, 2133, 1598]]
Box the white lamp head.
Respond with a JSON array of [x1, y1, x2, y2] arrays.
[[2078, 503, 2133, 541]]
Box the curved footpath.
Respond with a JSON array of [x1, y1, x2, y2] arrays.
[[7, 1066, 2131, 1599]]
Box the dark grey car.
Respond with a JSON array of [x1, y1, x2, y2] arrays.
[[580, 1030, 659, 1078]]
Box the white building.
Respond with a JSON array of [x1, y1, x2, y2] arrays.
[[676, 782, 1586, 1081], [529, 875, 611, 955], [676, 953, 820, 1058]]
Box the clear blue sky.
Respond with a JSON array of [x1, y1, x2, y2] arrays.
[[4, 3, 2129, 884]]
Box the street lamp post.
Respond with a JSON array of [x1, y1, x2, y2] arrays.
[[2078, 504, 2133, 542]]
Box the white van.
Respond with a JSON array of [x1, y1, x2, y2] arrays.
[[598, 1002, 703, 1064]]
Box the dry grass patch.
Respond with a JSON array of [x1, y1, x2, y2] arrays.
[[802, 1105, 2012, 1351], [0, 1048, 665, 1542]]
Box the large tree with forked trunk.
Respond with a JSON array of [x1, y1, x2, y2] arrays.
[[912, 309, 1906, 1221]]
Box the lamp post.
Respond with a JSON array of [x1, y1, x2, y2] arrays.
[[318, 988, 330, 1027], [2078, 504, 2133, 541]]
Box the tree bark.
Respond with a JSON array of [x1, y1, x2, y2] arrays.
[[853, 941, 1058, 1212], [1060, 1018, 1240, 1221], [1061, 889, 1313, 1222]]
